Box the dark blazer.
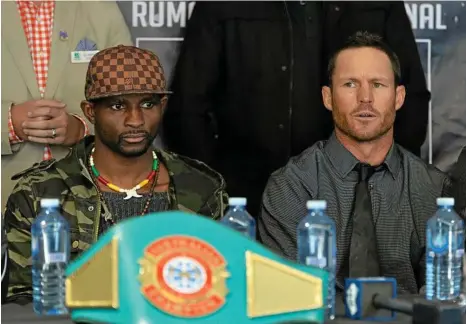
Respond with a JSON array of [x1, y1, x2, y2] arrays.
[[163, 1, 430, 216]]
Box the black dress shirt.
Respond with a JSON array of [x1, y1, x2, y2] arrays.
[[258, 133, 449, 294]]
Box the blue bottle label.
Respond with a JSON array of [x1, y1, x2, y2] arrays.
[[430, 234, 448, 254]]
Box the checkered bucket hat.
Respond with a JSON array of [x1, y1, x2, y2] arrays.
[[85, 45, 172, 100]]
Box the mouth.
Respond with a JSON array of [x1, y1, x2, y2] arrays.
[[122, 134, 147, 143], [353, 111, 377, 118]]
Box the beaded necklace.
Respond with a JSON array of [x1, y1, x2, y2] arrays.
[[87, 148, 160, 228], [89, 147, 159, 200]]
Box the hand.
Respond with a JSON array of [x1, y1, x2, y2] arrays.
[[10, 99, 65, 141], [22, 107, 84, 146]]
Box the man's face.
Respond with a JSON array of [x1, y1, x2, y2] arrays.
[[83, 93, 167, 157], [322, 47, 405, 142]]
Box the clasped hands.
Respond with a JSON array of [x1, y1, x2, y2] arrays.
[[11, 99, 84, 146]]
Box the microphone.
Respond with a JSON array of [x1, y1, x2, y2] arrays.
[[344, 277, 397, 321], [344, 277, 464, 324]]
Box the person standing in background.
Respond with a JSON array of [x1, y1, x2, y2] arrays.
[[1, 0, 133, 209], [162, 1, 430, 217], [424, 32, 466, 172]]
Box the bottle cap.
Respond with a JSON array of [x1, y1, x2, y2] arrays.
[[229, 197, 247, 206], [40, 198, 60, 208], [436, 197, 454, 207], [306, 200, 327, 210]]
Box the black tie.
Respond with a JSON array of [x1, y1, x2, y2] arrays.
[[349, 163, 381, 277]]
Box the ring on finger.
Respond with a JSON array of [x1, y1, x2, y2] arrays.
[[51, 128, 57, 138]]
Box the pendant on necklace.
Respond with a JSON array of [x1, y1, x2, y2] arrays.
[[122, 188, 143, 200]]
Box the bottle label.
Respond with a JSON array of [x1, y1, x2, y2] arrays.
[[31, 237, 38, 254], [428, 230, 464, 256], [457, 249, 464, 258], [45, 253, 67, 264], [306, 256, 327, 268], [429, 234, 448, 254]]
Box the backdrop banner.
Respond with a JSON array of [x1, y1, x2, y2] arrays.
[[117, 1, 466, 172]]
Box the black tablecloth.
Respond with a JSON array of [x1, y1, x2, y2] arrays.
[[1, 297, 412, 324]]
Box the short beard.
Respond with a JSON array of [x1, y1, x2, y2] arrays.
[[334, 120, 393, 143], [95, 127, 156, 158]]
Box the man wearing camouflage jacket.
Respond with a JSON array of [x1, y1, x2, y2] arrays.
[[3, 45, 229, 300]]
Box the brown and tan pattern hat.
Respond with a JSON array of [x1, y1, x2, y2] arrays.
[[84, 45, 172, 100]]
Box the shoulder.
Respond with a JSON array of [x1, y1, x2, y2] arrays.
[[444, 147, 466, 216], [263, 143, 324, 212], [398, 145, 448, 186], [267, 141, 324, 190], [449, 147, 466, 182], [11, 159, 59, 182], [9, 158, 70, 200], [159, 150, 226, 195]]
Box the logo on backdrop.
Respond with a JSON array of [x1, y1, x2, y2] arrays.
[[139, 235, 230, 318]]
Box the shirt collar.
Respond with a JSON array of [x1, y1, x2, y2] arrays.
[[324, 132, 401, 179]]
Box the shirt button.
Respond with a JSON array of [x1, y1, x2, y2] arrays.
[[88, 206, 94, 212], [281, 65, 287, 71], [278, 124, 284, 130], [300, 1, 306, 5], [369, 184, 374, 190], [334, 6, 340, 11], [72, 241, 79, 249], [308, 16, 313, 21]]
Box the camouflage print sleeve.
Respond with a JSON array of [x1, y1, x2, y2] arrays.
[[3, 181, 37, 300], [207, 187, 229, 221]]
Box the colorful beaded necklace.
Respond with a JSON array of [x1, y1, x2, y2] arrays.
[[89, 147, 159, 200]]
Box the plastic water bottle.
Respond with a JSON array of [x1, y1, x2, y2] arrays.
[[31, 199, 70, 315], [426, 197, 464, 301], [220, 197, 256, 240], [297, 200, 337, 320]]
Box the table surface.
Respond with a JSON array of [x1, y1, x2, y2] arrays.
[[1, 298, 412, 324]]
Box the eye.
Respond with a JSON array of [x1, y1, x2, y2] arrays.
[[141, 101, 155, 109], [373, 82, 385, 88], [110, 103, 124, 110], [344, 81, 356, 88]]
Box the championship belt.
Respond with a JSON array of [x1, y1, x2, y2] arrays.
[[65, 211, 328, 323]]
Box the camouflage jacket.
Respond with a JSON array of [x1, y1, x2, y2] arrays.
[[3, 136, 228, 299]]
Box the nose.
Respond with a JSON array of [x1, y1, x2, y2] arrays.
[[357, 82, 373, 103], [125, 107, 144, 128]]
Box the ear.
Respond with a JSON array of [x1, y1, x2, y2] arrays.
[[322, 86, 333, 112], [160, 96, 168, 114], [395, 85, 406, 111], [80, 100, 96, 125]]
